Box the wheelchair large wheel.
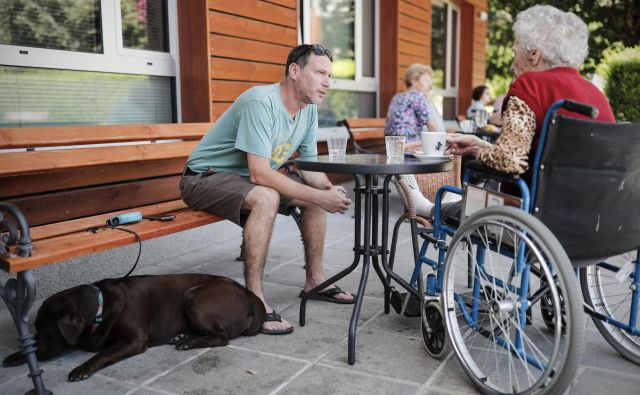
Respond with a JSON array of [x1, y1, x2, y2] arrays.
[[580, 250, 640, 365], [442, 206, 585, 395], [421, 298, 452, 359]]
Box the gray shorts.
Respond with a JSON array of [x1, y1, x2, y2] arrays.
[[179, 167, 302, 226]]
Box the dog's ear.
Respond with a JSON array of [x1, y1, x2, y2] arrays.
[[56, 311, 86, 346]]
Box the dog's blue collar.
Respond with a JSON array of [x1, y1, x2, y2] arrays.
[[89, 285, 104, 333]]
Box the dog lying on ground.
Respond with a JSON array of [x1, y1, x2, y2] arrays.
[[3, 274, 265, 381]]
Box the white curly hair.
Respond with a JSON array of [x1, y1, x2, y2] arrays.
[[513, 5, 589, 68]]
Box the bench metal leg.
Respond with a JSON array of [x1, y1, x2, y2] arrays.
[[1, 271, 52, 395], [1, 202, 51, 394]]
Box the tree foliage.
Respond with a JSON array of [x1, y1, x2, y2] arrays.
[[487, 0, 640, 94]]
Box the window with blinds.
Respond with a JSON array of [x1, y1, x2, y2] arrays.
[[0, 66, 173, 127]]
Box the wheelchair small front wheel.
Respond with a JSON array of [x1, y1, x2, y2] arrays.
[[442, 206, 585, 395], [421, 299, 452, 360]]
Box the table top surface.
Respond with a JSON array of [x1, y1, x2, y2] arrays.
[[295, 154, 453, 175]]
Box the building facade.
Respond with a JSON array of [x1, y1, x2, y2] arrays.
[[0, 0, 488, 130]]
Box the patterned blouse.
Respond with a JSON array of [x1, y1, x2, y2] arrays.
[[385, 90, 433, 143]]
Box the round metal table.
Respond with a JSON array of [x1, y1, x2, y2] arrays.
[[295, 154, 453, 365]]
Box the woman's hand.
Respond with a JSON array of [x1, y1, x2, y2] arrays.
[[445, 133, 492, 157]]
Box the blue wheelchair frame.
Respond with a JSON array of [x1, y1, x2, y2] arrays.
[[409, 99, 640, 366]]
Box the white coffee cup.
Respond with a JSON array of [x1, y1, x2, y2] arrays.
[[421, 132, 447, 156]]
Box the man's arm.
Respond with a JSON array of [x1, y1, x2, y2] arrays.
[[247, 154, 350, 213]]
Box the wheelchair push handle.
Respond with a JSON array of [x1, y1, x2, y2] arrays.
[[562, 99, 599, 119]]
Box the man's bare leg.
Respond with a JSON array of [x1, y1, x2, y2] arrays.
[[243, 186, 292, 332], [295, 200, 354, 301]]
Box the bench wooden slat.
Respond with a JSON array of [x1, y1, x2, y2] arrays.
[[344, 118, 386, 128], [30, 200, 189, 241], [1, 159, 186, 199], [9, 176, 181, 227], [1, 208, 222, 273], [350, 129, 385, 141], [0, 123, 210, 149], [340, 117, 387, 154], [0, 141, 197, 177]]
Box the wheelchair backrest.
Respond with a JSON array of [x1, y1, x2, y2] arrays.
[[533, 115, 640, 260]]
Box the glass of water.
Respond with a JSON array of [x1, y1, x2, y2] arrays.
[[327, 136, 348, 159], [385, 136, 406, 158]]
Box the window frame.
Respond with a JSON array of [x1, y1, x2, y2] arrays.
[[300, 0, 379, 137], [0, 0, 179, 78], [431, 0, 460, 111]]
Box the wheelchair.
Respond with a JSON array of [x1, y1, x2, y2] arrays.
[[388, 100, 640, 394]]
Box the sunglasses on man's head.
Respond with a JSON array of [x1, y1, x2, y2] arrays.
[[291, 44, 333, 63]]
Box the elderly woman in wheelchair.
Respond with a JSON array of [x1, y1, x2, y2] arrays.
[[387, 5, 639, 395]]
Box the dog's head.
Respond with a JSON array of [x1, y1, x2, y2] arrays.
[[33, 285, 96, 359]]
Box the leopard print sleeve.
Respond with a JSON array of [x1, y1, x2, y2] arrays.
[[477, 96, 536, 174]]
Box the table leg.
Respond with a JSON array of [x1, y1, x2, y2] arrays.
[[299, 175, 364, 327]]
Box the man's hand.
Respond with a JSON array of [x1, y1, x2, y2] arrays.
[[318, 185, 351, 214], [445, 133, 492, 157]]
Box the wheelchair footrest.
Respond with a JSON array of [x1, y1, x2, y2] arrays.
[[390, 290, 421, 317]]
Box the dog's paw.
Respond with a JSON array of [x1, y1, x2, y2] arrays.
[[175, 338, 196, 350], [68, 366, 91, 381], [3, 351, 27, 367], [168, 333, 188, 345]]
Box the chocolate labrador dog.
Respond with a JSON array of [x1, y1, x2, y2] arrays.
[[3, 274, 265, 381]]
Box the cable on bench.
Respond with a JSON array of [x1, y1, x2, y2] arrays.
[[88, 224, 142, 281]]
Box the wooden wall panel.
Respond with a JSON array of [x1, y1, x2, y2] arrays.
[[211, 81, 266, 102], [208, 0, 296, 27], [211, 58, 283, 82], [207, 0, 297, 121], [210, 34, 290, 64], [209, 11, 296, 45]]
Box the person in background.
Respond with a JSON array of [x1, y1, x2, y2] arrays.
[[466, 85, 492, 119], [412, 5, 615, 219], [385, 64, 441, 143]]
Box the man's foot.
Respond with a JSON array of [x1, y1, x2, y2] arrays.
[[300, 285, 356, 304], [260, 311, 293, 335]]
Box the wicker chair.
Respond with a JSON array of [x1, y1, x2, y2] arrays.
[[389, 141, 462, 268]]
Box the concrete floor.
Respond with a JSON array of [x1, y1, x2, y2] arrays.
[[0, 180, 638, 394]]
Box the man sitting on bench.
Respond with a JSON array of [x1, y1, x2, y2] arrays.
[[180, 44, 354, 335]]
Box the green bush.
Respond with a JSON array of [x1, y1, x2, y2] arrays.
[[597, 45, 640, 122]]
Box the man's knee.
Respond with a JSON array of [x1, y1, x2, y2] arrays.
[[245, 186, 280, 213]]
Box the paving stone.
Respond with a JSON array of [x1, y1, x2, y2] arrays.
[[0, 365, 134, 395], [278, 364, 419, 395], [569, 366, 640, 395], [320, 329, 442, 384], [145, 347, 307, 394], [421, 356, 479, 394]]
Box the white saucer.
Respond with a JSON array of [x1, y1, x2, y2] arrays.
[[413, 152, 452, 163]]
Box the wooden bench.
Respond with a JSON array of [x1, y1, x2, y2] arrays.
[[338, 118, 386, 154], [0, 122, 223, 394]]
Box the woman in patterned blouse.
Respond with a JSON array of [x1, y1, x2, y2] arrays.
[[385, 64, 441, 143]]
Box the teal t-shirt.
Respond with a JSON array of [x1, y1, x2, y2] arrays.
[[186, 83, 318, 176]]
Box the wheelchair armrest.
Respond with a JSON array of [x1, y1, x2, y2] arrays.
[[465, 160, 521, 183]]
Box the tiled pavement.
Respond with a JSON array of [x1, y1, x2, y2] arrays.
[[0, 181, 638, 394]]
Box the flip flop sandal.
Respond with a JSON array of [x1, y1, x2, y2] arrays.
[[260, 311, 294, 335], [299, 285, 356, 304]]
